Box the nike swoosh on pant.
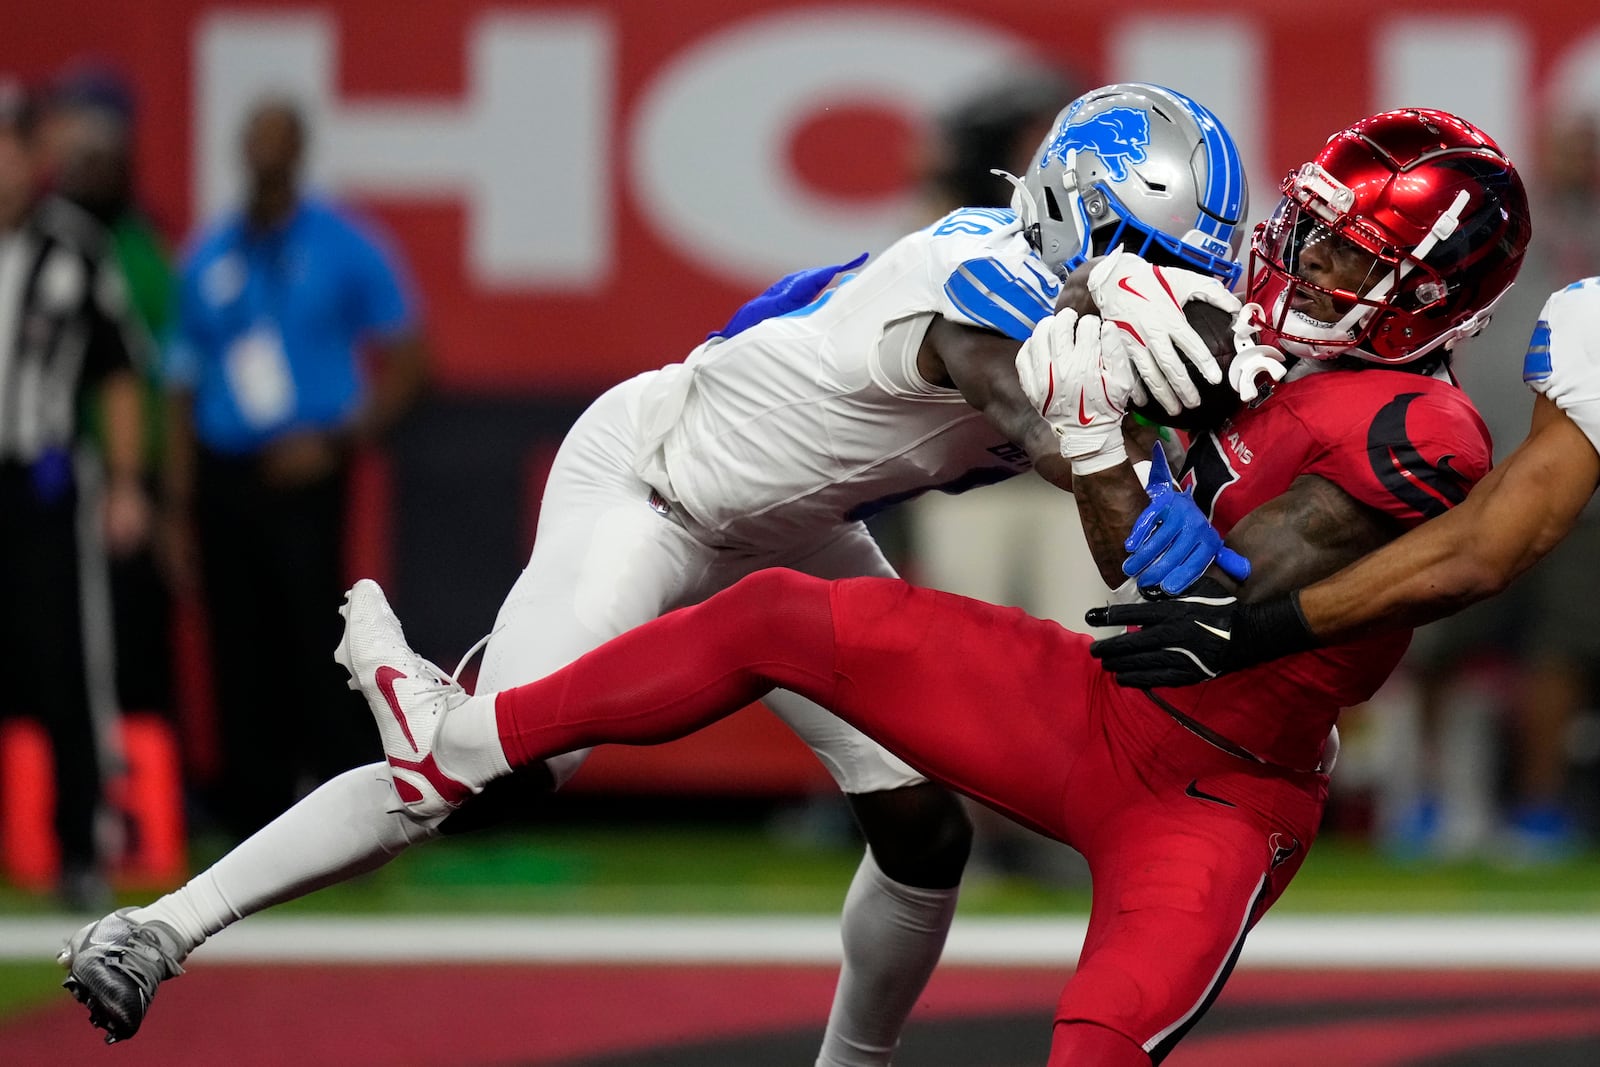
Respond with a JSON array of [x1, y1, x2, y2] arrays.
[[1185, 779, 1237, 807], [376, 665, 419, 752]]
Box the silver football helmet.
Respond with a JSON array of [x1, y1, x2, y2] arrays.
[[1005, 83, 1248, 287]]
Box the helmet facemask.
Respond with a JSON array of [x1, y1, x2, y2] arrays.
[[1248, 166, 1466, 362], [1076, 174, 1244, 286]]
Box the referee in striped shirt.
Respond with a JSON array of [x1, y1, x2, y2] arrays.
[[0, 83, 150, 908]]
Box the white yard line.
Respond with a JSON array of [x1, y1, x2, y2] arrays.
[[9, 914, 1600, 968]]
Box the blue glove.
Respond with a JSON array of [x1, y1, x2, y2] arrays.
[[708, 252, 869, 341], [1122, 447, 1251, 594]]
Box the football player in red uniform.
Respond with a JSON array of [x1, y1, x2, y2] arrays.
[[75, 108, 1530, 1066], [327, 108, 1528, 1065], [334, 109, 1526, 1065]]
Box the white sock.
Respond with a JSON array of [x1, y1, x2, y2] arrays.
[[435, 692, 512, 786], [815, 851, 961, 1067], [128, 763, 440, 957]]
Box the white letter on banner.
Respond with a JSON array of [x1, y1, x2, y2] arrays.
[[195, 11, 611, 288], [631, 11, 1027, 283]]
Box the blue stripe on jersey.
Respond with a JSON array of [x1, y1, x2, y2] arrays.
[[943, 258, 1055, 340], [931, 207, 1017, 237], [1523, 320, 1553, 382]]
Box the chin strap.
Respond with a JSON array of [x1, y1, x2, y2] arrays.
[[1329, 188, 1471, 340], [1057, 148, 1091, 258], [1405, 280, 1517, 361]]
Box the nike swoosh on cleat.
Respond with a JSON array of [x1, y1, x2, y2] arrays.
[[375, 665, 419, 752], [1185, 779, 1237, 807]]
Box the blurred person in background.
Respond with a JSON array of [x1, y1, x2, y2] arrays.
[[164, 96, 428, 840], [40, 63, 178, 724], [0, 81, 151, 909], [903, 65, 1107, 883]]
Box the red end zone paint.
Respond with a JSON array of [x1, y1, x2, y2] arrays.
[[9, 965, 1600, 1066]]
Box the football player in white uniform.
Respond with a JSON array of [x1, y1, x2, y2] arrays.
[[1089, 277, 1600, 684], [62, 83, 1247, 1063]]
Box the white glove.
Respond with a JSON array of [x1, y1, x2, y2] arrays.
[[1015, 306, 1074, 417], [1016, 308, 1132, 475], [1088, 248, 1243, 416]]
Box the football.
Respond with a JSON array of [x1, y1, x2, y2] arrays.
[[1055, 265, 1242, 431]]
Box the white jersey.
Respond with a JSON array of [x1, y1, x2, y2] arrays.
[[1523, 277, 1600, 455], [633, 207, 1060, 548]]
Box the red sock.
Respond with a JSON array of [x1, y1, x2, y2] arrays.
[[493, 569, 838, 768]]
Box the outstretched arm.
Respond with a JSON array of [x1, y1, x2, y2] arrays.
[[1087, 395, 1600, 686], [1296, 394, 1599, 640], [1095, 279, 1600, 682]]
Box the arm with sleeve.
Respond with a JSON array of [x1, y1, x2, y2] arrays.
[[1525, 278, 1600, 455], [925, 208, 1058, 341]]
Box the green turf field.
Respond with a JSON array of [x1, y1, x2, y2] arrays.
[[6, 826, 1599, 1024], [10, 825, 1599, 919], [200, 826, 1600, 914]]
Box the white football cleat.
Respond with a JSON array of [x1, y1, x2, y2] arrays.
[[335, 579, 475, 818]]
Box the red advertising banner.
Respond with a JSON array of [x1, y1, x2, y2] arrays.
[[11, 1, 1600, 395]]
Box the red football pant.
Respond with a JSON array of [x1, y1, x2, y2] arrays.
[[495, 569, 1327, 1064]]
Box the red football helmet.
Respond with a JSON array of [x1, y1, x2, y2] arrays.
[[1247, 108, 1531, 363]]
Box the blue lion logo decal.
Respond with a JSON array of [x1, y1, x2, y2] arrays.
[[1041, 106, 1151, 182]]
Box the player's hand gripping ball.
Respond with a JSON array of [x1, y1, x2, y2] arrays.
[[1056, 262, 1249, 432]]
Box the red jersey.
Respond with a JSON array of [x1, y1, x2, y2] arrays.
[[1161, 363, 1492, 770]]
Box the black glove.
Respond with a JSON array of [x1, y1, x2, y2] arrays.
[[1085, 581, 1319, 688]]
